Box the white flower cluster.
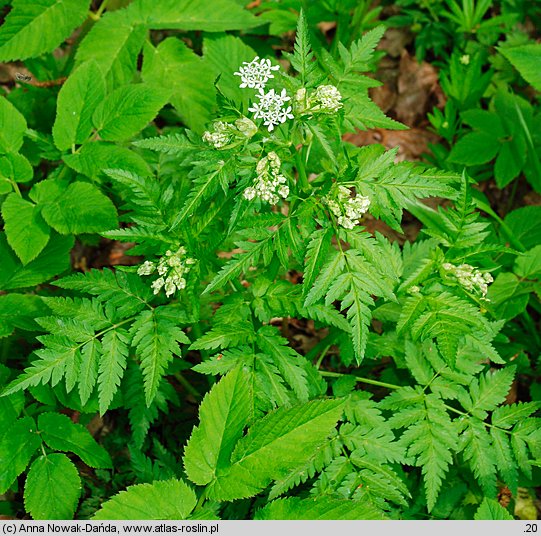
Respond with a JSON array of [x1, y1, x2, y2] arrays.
[[243, 151, 289, 204], [248, 88, 294, 132], [324, 185, 370, 229], [442, 262, 493, 297], [138, 247, 195, 297], [234, 56, 294, 132], [202, 117, 258, 149], [309, 85, 343, 113], [234, 56, 279, 89]]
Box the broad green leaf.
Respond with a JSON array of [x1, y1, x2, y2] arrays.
[[0, 152, 33, 182], [474, 497, 514, 520], [93, 84, 170, 141], [0, 293, 48, 338], [184, 367, 253, 486], [142, 39, 215, 133], [93, 479, 196, 520], [487, 273, 529, 320], [0, 416, 41, 494], [504, 206, 541, 249], [40, 181, 118, 235], [448, 131, 500, 165], [75, 11, 147, 89], [0, 0, 90, 62], [53, 61, 106, 150], [500, 44, 541, 91], [63, 142, 151, 181], [206, 399, 344, 500], [24, 453, 81, 520], [515, 245, 541, 279], [38, 412, 112, 469], [2, 193, 50, 264], [132, 0, 261, 31], [0, 96, 27, 153], [0, 232, 73, 291], [255, 497, 385, 520]]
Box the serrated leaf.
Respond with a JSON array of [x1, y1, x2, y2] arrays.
[[53, 61, 106, 150], [0, 232, 73, 291], [499, 44, 541, 91], [184, 367, 253, 486], [38, 412, 111, 469], [0, 0, 90, 62], [131, 309, 189, 406], [24, 454, 81, 520], [98, 329, 129, 415], [79, 339, 100, 406], [40, 181, 118, 235], [206, 399, 344, 501], [0, 416, 41, 494], [93, 479, 196, 520], [75, 10, 146, 89], [474, 498, 514, 520], [0, 96, 27, 153], [255, 497, 385, 520], [302, 227, 332, 299], [2, 193, 50, 264], [93, 84, 170, 141]]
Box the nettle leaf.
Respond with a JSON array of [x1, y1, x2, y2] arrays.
[[142, 38, 215, 134], [499, 43, 541, 92], [0, 416, 41, 494], [0, 293, 48, 338], [2, 193, 50, 265], [93, 479, 196, 520], [0, 96, 27, 153], [130, 308, 189, 406], [40, 181, 118, 235], [0, 232, 73, 291], [92, 84, 170, 141], [75, 10, 147, 89], [52, 61, 106, 151], [255, 497, 385, 520], [38, 412, 112, 469], [0, 0, 90, 62], [184, 367, 253, 486], [24, 453, 81, 520], [136, 0, 261, 31], [204, 399, 344, 501]]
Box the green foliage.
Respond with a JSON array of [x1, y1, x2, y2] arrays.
[[0, 0, 539, 522]]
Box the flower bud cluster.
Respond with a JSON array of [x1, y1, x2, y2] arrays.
[[324, 185, 370, 229], [243, 151, 289, 205], [202, 117, 258, 148], [138, 247, 196, 298], [442, 262, 493, 297], [308, 85, 343, 113]]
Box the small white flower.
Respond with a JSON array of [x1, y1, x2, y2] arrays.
[[243, 187, 257, 201], [234, 56, 280, 89], [459, 54, 470, 66], [151, 277, 165, 295], [248, 88, 294, 132]]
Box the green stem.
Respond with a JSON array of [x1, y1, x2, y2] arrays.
[[315, 345, 331, 369], [295, 148, 310, 193], [95, 0, 110, 18], [319, 370, 401, 391], [9, 180, 22, 196]]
